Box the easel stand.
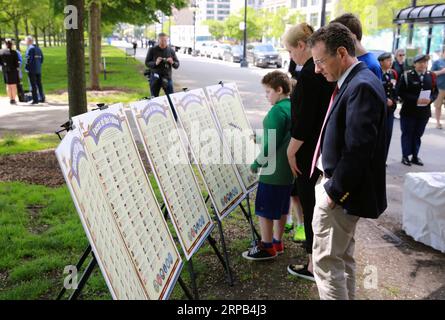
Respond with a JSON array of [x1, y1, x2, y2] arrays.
[[54, 115, 195, 300]]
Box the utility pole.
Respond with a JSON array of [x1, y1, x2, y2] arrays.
[[408, 0, 417, 46], [240, 0, 248, 68], [320, 0, 327, 27]]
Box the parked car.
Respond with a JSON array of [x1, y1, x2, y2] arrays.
[[246, 43, 282, 68], [210, 43, 231, 60], [200, 41, 219, 58], [223, 45, 243, 63]]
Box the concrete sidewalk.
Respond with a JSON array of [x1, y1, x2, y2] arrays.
[[0, 98, 69, 137]]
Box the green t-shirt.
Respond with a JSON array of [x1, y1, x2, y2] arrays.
[[251, 98, 294, 186]]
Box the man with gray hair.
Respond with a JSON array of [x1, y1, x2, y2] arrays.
[[25, 36, 45, 104], [392, 48, 406, 81], [308, 23, 387, 300]]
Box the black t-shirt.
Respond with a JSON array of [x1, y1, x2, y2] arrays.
[[145, 45, 180, 79], [0, 48, 19, 72], [290, 57, 335, 174]]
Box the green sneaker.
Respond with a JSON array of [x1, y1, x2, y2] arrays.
[[293, 224, 306, 243], [284, 223, 294, 233]]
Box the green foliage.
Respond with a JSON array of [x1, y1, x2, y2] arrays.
[[203, 20, 225, 40], [336, 0, 445, 35], [224, 7, 263, 42]]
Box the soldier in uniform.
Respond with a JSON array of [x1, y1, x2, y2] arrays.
[[378, 52, 398, 162], [397, 54, 438, 166], [25, 36, 45, 105]]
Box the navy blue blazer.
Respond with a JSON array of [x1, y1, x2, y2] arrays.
[[321, 62, 387, 219]]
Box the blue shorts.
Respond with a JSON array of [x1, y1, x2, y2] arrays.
[[255, 182, 292, 220]]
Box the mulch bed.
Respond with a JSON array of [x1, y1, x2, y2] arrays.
[[0, 150, 65, 187], [0, 147, 153, 188]]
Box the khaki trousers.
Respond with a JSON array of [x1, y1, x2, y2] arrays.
[[312, 180, 360, 300]]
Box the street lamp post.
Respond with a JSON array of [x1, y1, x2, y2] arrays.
[[240, 0, 248, 68], [320, 0, 327, 27], [408, 0, 417, 46], [191, 1, 198, 56]]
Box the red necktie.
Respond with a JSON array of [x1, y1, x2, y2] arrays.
[[310, 85, 339, 178]]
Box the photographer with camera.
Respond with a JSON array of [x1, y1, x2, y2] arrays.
[[145, 33, 180, 98]]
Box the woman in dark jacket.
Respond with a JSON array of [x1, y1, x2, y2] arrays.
[[284, 23, 335, 281], [0, 39, 20, 104]]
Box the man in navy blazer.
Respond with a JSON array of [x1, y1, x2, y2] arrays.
[[308, 23, 387, 300]]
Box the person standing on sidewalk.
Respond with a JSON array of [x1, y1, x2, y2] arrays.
[[309, 23, 387, 300], [331, 13, 383, 80], [284, 23, 335, 281], [25, 36, 45, 105], [145, 33, 180, 98], [397, 54, 438, 166], [378, 52, 399, 162], [0, 39, 20, 105], [432, 47, 445, 129], [392, 48, 406, 83]]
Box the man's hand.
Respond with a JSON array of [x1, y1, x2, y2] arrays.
[[287, 154, 302, 177], [167, 57, 174, 65], [327, 195, 336, 209], [287, 138, 303, 177], [156, 57, 163, 65], [387, 98, 394, 107], [418, 98, 431, 105]]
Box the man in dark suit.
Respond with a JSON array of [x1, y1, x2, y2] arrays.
[[308, 23, 387, 300]]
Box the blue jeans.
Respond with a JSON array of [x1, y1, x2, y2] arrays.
[[400, 115, 429, 158]]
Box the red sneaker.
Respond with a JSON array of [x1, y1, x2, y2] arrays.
[[273, 242, 284, 255]]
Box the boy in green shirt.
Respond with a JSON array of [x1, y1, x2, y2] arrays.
[[242, 71, 294, 261]]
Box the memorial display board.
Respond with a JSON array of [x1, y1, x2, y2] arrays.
[[62, 104, 183, 299], [171, 89, 245, 220], [205, 83, 258, 192], [130, 97, 214, 260]]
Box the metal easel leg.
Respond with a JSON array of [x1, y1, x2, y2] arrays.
[[56, 245, 93, 300]]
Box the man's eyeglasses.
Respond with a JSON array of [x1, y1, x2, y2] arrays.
[[398, 54, 406, 57], [314, 56, 329, 66]]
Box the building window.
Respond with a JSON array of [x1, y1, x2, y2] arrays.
[[310, 13, 318, 27], [301, 0, 308, 7], [291, 0, 298, 8], [311, 0, 319, 6]]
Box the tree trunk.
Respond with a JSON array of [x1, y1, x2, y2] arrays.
[[48, 26, 52, 47], [25, 18, 30, 36], [89, 0, 101, 90], [66, 0, 88, 118], [42, 27, 47, 47], [14, 20, 20, 52], [33, 25, 39, 47]]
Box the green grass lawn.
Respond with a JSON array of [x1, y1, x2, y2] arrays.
[[0, 45, 149, 104], [0, 179, 249, 300], [0, 134, 60, 156]]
